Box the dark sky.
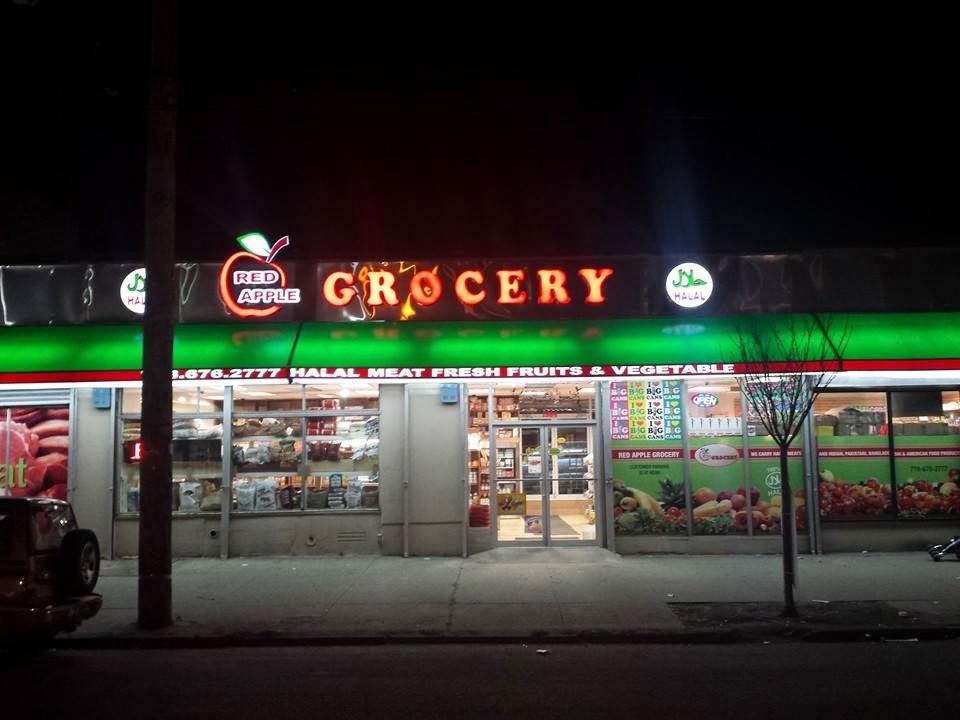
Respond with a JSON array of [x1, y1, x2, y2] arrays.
[[3, 3, 958, 263]]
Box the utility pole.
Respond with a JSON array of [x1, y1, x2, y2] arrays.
[[138, 0, 176, 630]]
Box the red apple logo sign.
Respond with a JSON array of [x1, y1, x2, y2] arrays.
[[218, 233, 301, 318]]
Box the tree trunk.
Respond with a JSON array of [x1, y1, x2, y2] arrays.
[[779, 444, 799, 617], [138, 0, 177, 630]]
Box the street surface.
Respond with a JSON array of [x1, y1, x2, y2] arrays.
[[3, 641, 955, 719]]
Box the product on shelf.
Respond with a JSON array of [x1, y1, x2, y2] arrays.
[[178, 481, 202, 511]]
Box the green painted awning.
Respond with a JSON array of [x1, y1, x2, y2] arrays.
[[1, 313, 959, 384], [832, 312, 960, 361], [290, 317, 748, 368], [290, 315, 847, 368], [0, 324, 299, 382], [289, 313, 960, 373]]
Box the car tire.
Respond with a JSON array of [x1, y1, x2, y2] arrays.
[[58, 529, 100, 596]]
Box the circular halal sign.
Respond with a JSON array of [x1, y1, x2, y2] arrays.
[[120, 267, 147, 314], [691, 392, 720, 408], [666, 262, 713, 308], [765, 468, 782, 490], [218, 233, 301, 318]]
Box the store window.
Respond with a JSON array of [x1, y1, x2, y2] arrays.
[[476, 383, 594, 423], [467, 388, 491, 527], [232, 384, 304, 513], [119, 384, 380, 516], [118, 388, 224, 514], [891, 390, 960, 518], [303, 384, 379, 510], [121, 387, 223, 415], [687, 379, 746, 535], [814, 392, 893, 519], [1, 405, 71, 500], [231, 384, 379, 512]]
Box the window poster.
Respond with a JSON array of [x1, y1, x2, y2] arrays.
[[611, 380, 682, 441], [817, 436, 893, 519], [891, 436, 960, 518], [745, 435, 807, 534], [0, 406, 70, 500], [610, 381, 686, 535]]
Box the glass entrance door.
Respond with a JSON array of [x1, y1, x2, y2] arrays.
[[493, 425, 598, 546]]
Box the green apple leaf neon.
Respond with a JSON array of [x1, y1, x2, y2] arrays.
[[237, 233, 291, 263]]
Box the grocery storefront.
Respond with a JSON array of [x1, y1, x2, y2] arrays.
[[2, 247, 960, 558]]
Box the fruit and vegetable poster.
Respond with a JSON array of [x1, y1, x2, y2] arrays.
[[891, 436, 960, 518], [0, 406, 70, 500], [688, 436, 745, 534], [746, 435, 806, 534], [817, 436, 892, 518], [610, 381, 686, 535]]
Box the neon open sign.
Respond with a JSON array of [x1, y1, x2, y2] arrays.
[[691, 392, 720, 408]]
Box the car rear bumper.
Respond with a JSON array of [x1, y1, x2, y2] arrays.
[[0, 594, 102, 635]]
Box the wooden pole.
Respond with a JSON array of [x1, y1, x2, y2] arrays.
[[138, 0, 176, 630]]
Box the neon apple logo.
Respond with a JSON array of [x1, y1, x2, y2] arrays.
[[218, 233, 301, 318]]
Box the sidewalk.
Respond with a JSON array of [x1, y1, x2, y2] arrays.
[[60, 549, 960, 647]]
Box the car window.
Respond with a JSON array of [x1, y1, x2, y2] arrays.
[[31, 505, 72, 552], [0, 511, 12, 558]]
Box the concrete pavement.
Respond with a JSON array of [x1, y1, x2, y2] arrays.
[[58, 549, 960, 646]]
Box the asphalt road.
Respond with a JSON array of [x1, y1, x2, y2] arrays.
[[4, 642, 956, 719]]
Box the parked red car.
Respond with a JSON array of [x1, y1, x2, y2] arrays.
[[0, 497, 101, 638]]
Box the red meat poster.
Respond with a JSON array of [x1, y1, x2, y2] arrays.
[[0, 406, 70, 500]]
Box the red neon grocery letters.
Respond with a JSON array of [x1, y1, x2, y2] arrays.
[[454, 270, 486, 305], [537, 269, 571, 304], [578, 267, 614, 303]]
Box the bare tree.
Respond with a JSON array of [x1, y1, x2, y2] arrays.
[[732, 314, 849, 617]]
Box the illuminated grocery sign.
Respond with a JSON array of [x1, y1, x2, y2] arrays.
[[320, 267, 614, 309], [217, 235, 615, 319], [666, 262, 713, 308], [218, 233, 301, 318], [120, 267, 147, 314]]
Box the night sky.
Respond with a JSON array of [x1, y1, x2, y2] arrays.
[[3, 3, 958, 264]]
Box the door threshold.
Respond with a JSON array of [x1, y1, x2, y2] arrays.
[[472, 546, 619, 563]]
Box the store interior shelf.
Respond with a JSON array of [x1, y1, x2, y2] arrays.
[[308, 470, 371, 476], [304, 435, 378, 443], [232, 435, 303, 442], [234, 470, 301, 477]]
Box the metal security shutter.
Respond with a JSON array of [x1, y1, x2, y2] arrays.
[[0, 389, 72, 407]]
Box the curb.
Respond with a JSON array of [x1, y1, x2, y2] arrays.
[[44, 625, 960, 650]]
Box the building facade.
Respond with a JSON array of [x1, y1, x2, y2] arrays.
[[2, 248, 960, 558]]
